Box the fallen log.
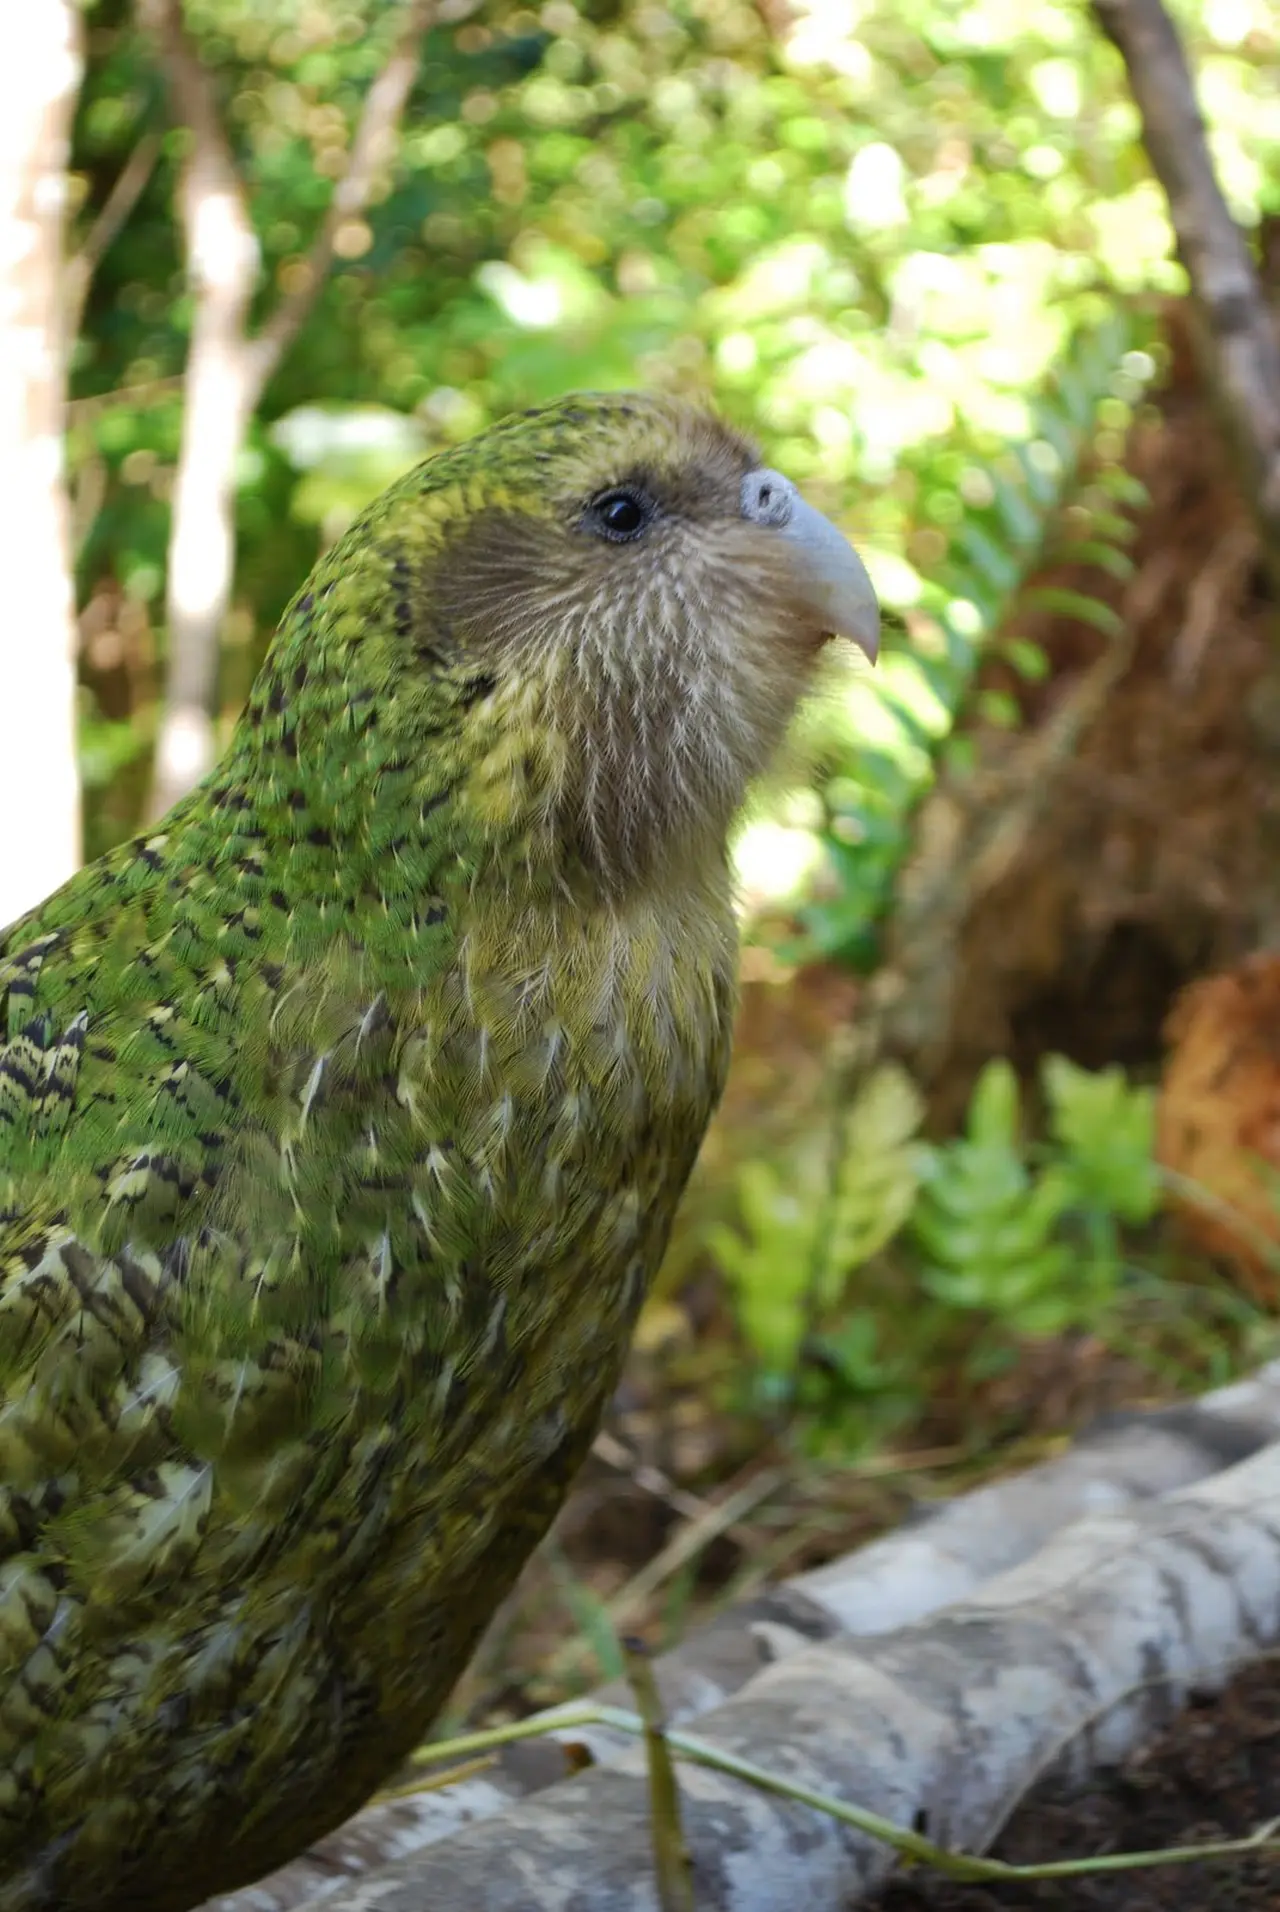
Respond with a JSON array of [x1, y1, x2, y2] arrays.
[[279, 1436, 1280, 1911], [205, 1361, 1280, 1911]]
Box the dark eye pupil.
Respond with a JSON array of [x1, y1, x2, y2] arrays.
[[603, 495, 641, 531], [594, 490, 647, 538]]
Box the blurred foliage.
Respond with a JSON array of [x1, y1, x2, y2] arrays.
[[712, 1062, 923, 1381], [712, 1049, 1247, 1462], [69, 0, 1280, 856], [792, 309, 1156, 969], [912, 1054, 1158, 1339]]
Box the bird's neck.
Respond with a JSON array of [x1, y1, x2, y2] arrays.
[[174, 561, 742, 938]]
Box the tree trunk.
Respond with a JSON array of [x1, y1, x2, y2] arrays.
[[142, 0, 436, 821], [0, 0, 83, 928], [148, 131, 259, 820], [1091, 0, 1280, 596]]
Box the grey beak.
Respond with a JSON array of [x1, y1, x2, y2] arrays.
[[741, 468, 880, 662]]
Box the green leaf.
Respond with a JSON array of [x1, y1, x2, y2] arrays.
[[956, 521, 1024, 594], [977, 689, 1022, 728], [1023, 586, 1125, 638], [715, 1068, 925, 1377], [1041, 1054, 1159, 1225], [1056, 538, 1135, 580], [990, 471, 1044, 551], [967, 1060, 1022, 1150], [1000, 637, 1050, 681]]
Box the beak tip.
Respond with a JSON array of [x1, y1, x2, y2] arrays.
[[768, 484, 880, 669], [849, 619, 880, 665]]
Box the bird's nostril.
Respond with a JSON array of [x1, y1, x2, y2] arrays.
[[742, 469, 794, 527]]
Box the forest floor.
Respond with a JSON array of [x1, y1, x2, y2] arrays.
[[876, 1659, 1280, 1912]]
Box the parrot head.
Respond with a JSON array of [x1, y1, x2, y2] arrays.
[[261, 391, 879, 894]]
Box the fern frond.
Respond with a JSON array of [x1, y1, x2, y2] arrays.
[[803, 305, 1160, 969]]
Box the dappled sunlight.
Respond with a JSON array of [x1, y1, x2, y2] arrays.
[[732, 813, 828, 915]]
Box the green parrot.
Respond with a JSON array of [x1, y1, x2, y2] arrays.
[[0, 392, 878, 1911]]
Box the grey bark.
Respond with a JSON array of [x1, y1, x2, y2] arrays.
[[139, 0, 435, 820], [204, 1360, 1280, 1911], [0, 1, 83, 928], [261, 1437, 1280, 1911]]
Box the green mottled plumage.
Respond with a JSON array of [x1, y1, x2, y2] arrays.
[[0, 394, 847, 1909]]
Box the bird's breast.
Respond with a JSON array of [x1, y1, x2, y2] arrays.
[[0, 886, 737, 1911]]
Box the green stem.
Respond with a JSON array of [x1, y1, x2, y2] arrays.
[[623, 1636, 696, 1912], [411, 1704, 1280, 1884]]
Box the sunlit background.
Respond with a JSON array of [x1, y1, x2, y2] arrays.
[[74, 0, 1277, 890]]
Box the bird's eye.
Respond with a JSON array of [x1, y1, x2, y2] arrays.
[[587, 488, 652, 542]]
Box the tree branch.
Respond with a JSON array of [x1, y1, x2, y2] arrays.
[[66, 371, 185, 425], [222, 1437, 1280, 1912], [65, 130, 161, 341], [137, 0, 261, 817], [135, 0, 258, 351], [200, 1363, 1280, 1911], [246, 0, 436, 397], [136, 0, 244, 221], [1091, 0, 1280, 592], [137, 0, 434, 812]]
